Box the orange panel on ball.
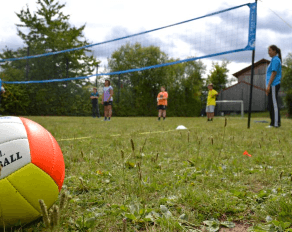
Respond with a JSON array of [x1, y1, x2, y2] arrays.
[[20, 117, 65, 191]]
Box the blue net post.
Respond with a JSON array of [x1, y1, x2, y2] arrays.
[[247, 0, 258, 129]]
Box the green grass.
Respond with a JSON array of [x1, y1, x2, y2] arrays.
[[4, 115, 292, 231]]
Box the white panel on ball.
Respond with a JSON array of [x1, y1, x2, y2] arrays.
[[0, 117, 28, 144], [0, 139, 31, 179]]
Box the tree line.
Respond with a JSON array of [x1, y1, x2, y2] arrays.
[[0, 0, 291, 117]]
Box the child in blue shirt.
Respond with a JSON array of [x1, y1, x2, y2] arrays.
[[266, 45, 282, 128], [90, 87, 100, 118]]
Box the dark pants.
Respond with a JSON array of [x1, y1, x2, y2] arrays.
[[92, 103, 100, 117], [268, 84, 281, 127]]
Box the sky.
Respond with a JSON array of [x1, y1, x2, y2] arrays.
[[0, 0, 291, 84]]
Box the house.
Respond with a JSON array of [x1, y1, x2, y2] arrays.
[[216, 58, 285, 114]]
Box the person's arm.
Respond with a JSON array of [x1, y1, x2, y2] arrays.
[[101, 92, 104, 104], [267, 58, 281, 95], [162, 93, 168, 100], [107, 89, 113, 102], [210, 91, 218, 98], [266, 71, 277, 96]]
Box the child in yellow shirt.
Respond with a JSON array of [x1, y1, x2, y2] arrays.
[[206, 83, 218, 121]]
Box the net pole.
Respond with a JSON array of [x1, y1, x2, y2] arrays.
[[247, 47, 256, 128], [247, 0, 257, 129]]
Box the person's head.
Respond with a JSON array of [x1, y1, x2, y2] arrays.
[[93, 87, 97, 92], [268, 45, 282, 62], [208, 83, 213, 90], [105, 79, 110, 87], [160, 86, 166, 92]]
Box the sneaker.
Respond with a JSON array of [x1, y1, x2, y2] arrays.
[[104, 119, 108, 121], [266, 125, 273, 128], [108, 118, 111, 121]]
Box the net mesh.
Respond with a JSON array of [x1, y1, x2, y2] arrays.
[[85, 3, 253, 75], [0, 3, 257, 117], [0, 3, 256, 85]]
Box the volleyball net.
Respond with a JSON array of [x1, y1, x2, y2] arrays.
[[0, 2, 257, 87]]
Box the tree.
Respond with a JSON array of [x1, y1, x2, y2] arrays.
[[282, 53, 292, 117], [206, 60, 230, 92], [167, 60, 205, 116], [107, 43, 205, 116], [0, 0, 98, 115], [108, 43, 170, 116]]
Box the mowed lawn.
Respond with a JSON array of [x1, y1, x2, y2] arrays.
[[18, 116, 292, 231]]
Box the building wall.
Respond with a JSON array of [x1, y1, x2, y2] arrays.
[[237, 63, 268, 89], [217, 60, 285, 113], [217, 82, 267, 112]]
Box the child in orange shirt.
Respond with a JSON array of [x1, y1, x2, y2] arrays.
[[157, 86, 168, 121]]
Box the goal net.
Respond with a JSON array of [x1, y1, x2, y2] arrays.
[[216, 100, 244, 118]]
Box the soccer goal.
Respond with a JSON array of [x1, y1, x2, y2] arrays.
[[216, 100, 244, 118]]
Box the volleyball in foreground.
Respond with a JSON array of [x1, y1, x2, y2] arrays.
[[0, 116, 65, 227]]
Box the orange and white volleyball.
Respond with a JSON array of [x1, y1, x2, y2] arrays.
[[0, 116, 65, 227]]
